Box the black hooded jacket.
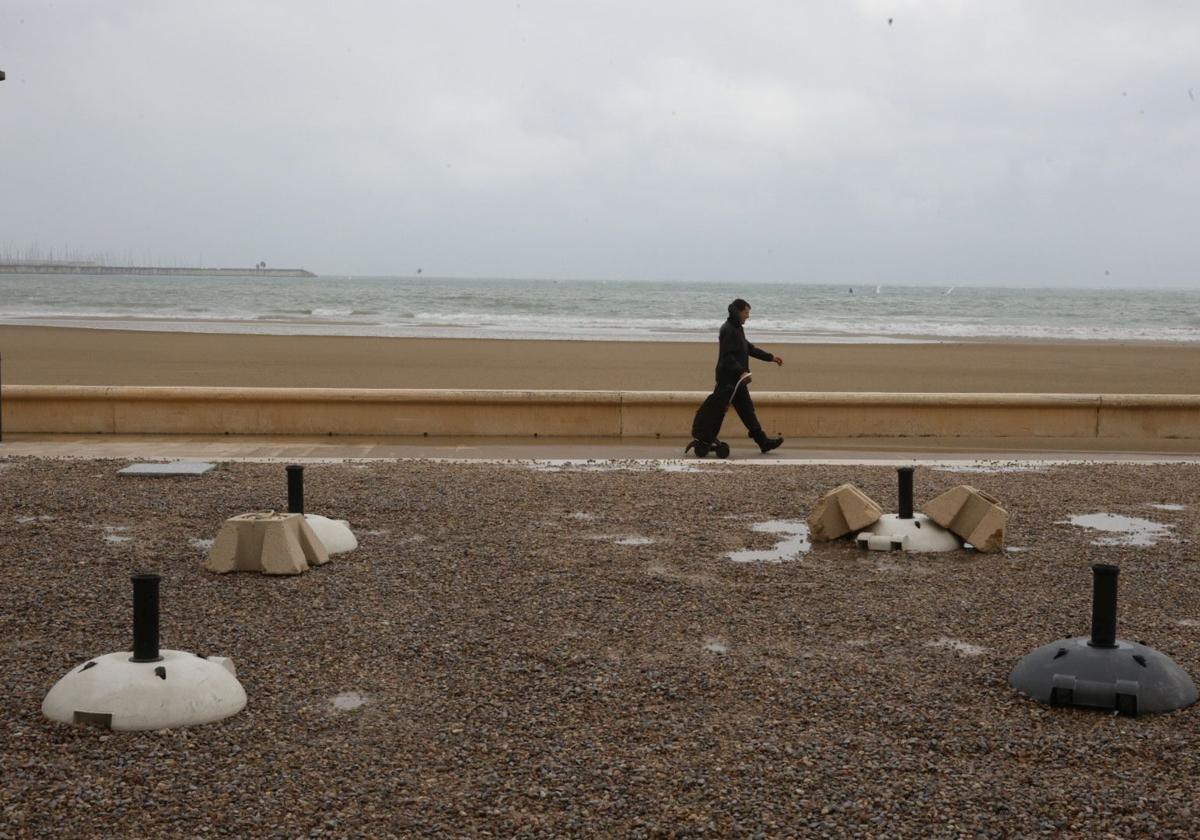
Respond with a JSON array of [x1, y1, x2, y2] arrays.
[[716, 314, 774, 383]]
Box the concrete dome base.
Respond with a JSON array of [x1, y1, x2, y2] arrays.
[[856, 513, 962, 552], [304, 514, 358, 554], [42, 649, 247, 731]]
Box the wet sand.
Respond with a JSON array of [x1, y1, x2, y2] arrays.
[[4, 325, 1200, 393]]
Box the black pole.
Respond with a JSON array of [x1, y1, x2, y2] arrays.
[[287, 464, 304, 515], [1088, 563, 1120, 648], [897, 467, 914, 519], [130, 573, 163, 663]]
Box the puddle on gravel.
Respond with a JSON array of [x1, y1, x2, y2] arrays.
[[728, 520, 811, 564], [1006, 546, 1027, 553], [933, 464, 1046, 474], [567, 512, 596, 521], [701, 638, 729, 655], [102, 525, 132, 544], [927, 638, 987, 657], [527, 460, 727, 474], [1177, 619, 1200, 628], [1148, 504, 1186, 512], [16, 515, 55, 524], [615, 536, 655, 546], [331, 691, 367, 711], [190, 537, 215, 551], [1058, 513, 1173, 547]]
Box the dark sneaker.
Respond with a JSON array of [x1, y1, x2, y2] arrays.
[[750, 429, 784, 453], [758, 436, 783, 453]]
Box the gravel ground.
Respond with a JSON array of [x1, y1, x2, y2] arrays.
[[2, 457, 1199, 838]]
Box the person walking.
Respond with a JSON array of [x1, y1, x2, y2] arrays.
[[686, 298, 784, 456]]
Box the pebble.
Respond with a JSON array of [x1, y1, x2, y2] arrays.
[[2, 458, 1199, 836]]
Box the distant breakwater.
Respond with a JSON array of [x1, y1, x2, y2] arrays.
[[0, 263, 315, 278]]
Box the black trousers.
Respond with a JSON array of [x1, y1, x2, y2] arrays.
[[728, 382, 762, 435], [691, 378, 762, 440]]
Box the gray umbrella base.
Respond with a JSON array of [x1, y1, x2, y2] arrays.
[[1009, 636, 1198, 716]]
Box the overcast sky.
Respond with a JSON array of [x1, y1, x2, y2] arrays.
[[1, 1, 1198, 286]]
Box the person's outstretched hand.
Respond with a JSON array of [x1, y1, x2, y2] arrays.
[[773, 356, 784, 366]]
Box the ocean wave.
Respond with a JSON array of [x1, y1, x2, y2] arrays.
[[405, 311, 721, 332], [390, 312, 1200, 343], [766, 319, 1200, 343], [4, 308, 1200, 342]]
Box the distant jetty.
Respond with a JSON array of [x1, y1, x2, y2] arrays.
[[0, 262, 315, 278]]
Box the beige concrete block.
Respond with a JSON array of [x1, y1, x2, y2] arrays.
[[807, 484, 883, 541], [920, 486, 1009, 552], [9, 385, 1199, 440], [1098, 395, 1200, 439], [206, 512, 329, 575]]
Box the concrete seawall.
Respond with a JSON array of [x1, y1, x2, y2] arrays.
[[3, 386, 1198, 440]]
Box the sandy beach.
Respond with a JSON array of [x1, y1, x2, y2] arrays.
[[4, 325, 1200, 393], [2, 458, 1198, 836]]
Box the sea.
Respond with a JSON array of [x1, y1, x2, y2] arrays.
[[1, 273, 1198, 343]]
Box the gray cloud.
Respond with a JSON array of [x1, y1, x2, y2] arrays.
[[1, 0, 1197, 285]]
